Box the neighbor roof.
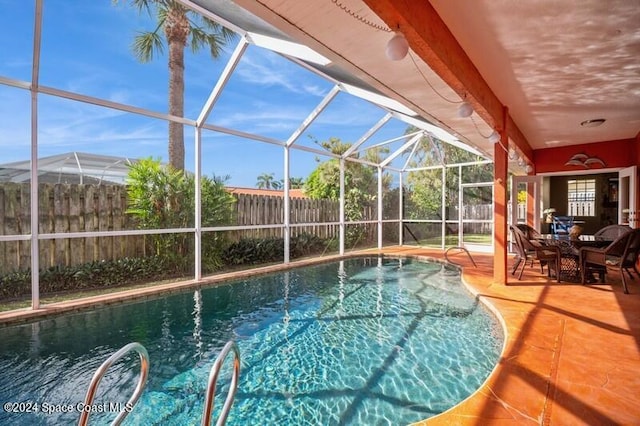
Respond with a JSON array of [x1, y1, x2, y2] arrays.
[[0, 152, 137, 184]]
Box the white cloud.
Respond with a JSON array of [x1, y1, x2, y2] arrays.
[[236, 49, 328, 97]]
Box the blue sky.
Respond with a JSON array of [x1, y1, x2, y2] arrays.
[[0, 1, 410, 187]]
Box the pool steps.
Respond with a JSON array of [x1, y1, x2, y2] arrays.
[[77, 341, 240, 426]]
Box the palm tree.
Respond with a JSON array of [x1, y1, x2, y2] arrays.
[[271, 180, 284, 190], [256, 173, 276, 189], [289, 177, 305, 189], [115, 0, 236, 171]]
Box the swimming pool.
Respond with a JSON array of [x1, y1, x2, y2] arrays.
[[0, 257, 503, 425]]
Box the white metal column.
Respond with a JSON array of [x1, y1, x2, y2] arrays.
[[284, 146, 291, 263], [398, 172, 404, 246], [193, 38, 249, 278], [30, 0, 44, 309], [194, 128, 202, 280], [339, 158, 345, 255], [377, 167, 383, 249], [440, 166, 447, 249], [457, 165, 463, 245]]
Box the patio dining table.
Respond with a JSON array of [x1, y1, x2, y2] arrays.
[[536, 234, 613, 282]]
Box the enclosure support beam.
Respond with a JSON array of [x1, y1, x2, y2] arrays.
[[399, 172, 404, 246], [378, 167, 383, 249], [286, 85, 340, 147], [284, 146, 291, 263], [30, 94, 40, 309], [441, 166, 447, 249], [339, 158, 345, 255], [196, 37, 248, 126], [194, 128, 202, 280], [193, 38, 249, 278], [380, 134, 421, 168], [342, 113, 392, 159], [29, 0, 44, 310], [457, 165, 463, 246]]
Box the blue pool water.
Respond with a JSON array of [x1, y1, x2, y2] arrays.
[[0, 257, 503, 425]]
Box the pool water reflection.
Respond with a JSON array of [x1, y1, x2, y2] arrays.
[[0, 257, 503, 425]]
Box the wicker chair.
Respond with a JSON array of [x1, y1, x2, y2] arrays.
[[510, 225, 561, 282], [580, 228, 640, 293], [516, 223, 543, 240], [594, 224, 632, 240]]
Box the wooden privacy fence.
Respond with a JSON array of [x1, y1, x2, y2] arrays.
[[0, 184, 377, 274], [0, 183, 501, 274], [231, 194, 342, 240], [462, 204, 494, 234], [0, 183, 146, 274]]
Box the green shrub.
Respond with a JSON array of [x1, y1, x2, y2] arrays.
[[222, 233, 328, 266], [0, 234, 330, 300], [290, 233, 326, 257], [222, 237, 284, 265], [0, 256, 184, 300], [125, 158, 235, 269]]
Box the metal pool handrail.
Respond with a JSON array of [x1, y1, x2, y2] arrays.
[[202, 340, 241, 426], [78, 342, 149, 426], [444, 246, 477, 268]]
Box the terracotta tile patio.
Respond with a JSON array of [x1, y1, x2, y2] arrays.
[[1, 247, 639, 425]]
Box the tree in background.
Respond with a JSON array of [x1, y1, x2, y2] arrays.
[[256, 174, 304, 190], [289, 177, 305, 189], [115, 0, 236, 171], [404, 129, 492, 220], [304, 137, 391, 246], [126, 158, 236, 272], [256, 173, 277, 189]]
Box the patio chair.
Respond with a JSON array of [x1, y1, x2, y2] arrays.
[[594, 224, 632, 240], [516, 223, 543, 240], [580, 228, 640, 293], [510, 225, 561, 282]]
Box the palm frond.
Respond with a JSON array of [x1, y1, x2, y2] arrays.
[[133, 31, 164, 62], [187, 14, 237, 57], [201, 16, 237, 42], [130, 0, 155, 16], [189, 26, 208, 53], [156, 5, 169, 22]]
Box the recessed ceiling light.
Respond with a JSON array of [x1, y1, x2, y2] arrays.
[[580, 118, 606, 127]]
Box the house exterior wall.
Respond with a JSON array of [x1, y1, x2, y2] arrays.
[[533, 139, 636, 174]]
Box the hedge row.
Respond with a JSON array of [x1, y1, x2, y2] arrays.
[[0, 233, 333, 300]]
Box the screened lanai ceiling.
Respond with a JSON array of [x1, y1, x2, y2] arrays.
[[189, 0, 639, 171], [182, 0, 513, 168], [179, 0, 491, 169]]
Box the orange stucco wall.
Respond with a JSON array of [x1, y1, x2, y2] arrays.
[[535, 135, 640, 232], [533, 139, 636, 174]]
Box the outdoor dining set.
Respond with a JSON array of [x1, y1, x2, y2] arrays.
[[510, 223, 640, 293]]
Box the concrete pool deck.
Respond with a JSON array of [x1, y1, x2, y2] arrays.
[[1, 247, 639, 425]]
